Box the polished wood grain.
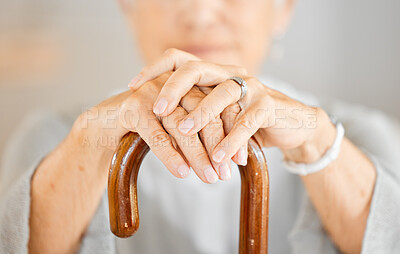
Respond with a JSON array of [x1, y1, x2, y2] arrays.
[[108, 132, 269, 253]]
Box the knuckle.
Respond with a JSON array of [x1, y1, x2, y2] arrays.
[[239, 115, 257, 130], [118, 102, 141, 130], [225, 103, 241, 116], [128, 93, 142, 106], [190, 150, 207, 165], [186, 60, 201, 67], [135, 83, 159, 100], [162, 108, 186, 129], [181, 87, 205, 109], [205, 117, 224, 130], [164, 80, 181, 91], [148, 81, 162, 94], [237, 66, 248, 76], [182, 60, 202, 73], [203, 104, 219, 121], [164, 47, 180, 56], [221, 104, 241, 128], [120, 96, 142, 117], [245, 76, 258, 85], [163, 151, 181, 167], [149, 129, 171, 148]]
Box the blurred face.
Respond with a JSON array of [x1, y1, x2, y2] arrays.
[[122, 0, 293, 74]]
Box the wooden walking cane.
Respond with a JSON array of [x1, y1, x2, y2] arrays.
[[108, 132, 269, 253]]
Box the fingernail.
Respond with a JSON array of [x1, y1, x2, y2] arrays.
[[128, 74, 142, 88], [178, 118, 194, 134], [213, 149, 226, 163], [177, 165, 190, 178], [219, 162, 231, 180], [204, 166, 218, 183], [238, 146, 247, 165], [153, 98, 168, 115]]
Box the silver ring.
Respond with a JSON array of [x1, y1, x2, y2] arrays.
[[228, 76, 247, 100]]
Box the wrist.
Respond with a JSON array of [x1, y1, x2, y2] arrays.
[[282, 108, 337, 164]]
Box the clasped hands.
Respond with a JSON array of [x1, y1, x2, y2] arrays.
[[81, 48, 327, 184]]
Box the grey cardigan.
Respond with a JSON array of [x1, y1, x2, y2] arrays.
[[1, 80, 399, 253]]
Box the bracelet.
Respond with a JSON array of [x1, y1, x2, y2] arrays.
[[283, 115, 345, 176]]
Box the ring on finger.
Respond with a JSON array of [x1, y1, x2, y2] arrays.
[[228, 76, 247, 100]]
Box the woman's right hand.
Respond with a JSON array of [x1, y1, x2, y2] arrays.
[[29, 71, 230, 253], [76, 72, 230, 183]]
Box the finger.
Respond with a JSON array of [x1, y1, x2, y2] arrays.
[[153, 61, 246, 116], [177, 79, 242, 136], [130, 104, 191, 179], [199, 118, 232, 180], [170, 135, 192, 167], [180, 87, 232, 180], [212, 105, 264, 163], [220, 103, 241, 134], [162, 106, 219, 184], [128, 48, 200, 90], [221, 103, 248, 165], [234, 144, 248, 166]]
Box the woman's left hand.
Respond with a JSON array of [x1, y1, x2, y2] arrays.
[[129, 48, 331, 166]]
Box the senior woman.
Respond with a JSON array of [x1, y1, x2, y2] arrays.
[[1, 0, 399, 253]]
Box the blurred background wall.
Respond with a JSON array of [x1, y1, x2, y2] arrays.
[[0, 0, 399, 157]]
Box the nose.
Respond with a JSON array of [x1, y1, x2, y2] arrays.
[[177, 0, 223, 31]]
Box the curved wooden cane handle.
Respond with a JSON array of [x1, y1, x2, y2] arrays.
[[108, 132, 269, 253]]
